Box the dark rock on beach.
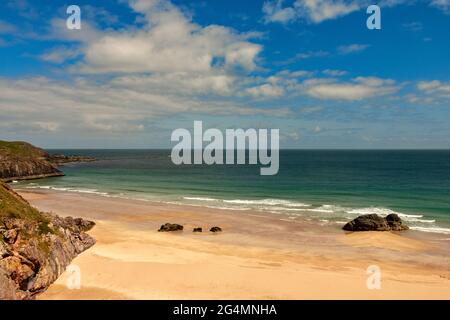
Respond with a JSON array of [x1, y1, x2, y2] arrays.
[[0, 182, 95, 300], [343, 214, 409, 232], [193, 227, 202, 232], [158, 223, 184, 232], [210, 226, 222, 233]]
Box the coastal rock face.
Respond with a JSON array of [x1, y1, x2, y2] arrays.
[[0, 140, 95, 182], [0, 141, 62, 182], [343, 214, 409, 232], [0, 182, 95, 300], [158, 223, 184, 232]]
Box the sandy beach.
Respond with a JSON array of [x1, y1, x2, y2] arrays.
[[16, 189, 450, 300]]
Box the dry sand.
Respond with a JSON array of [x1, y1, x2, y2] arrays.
[[16, 189, 450, 300]]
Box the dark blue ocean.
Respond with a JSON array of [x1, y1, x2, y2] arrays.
[[16, 150, 450, 234]]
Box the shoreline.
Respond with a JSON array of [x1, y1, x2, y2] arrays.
[[15, 188, 450, 300], [16, 183, 450, 236], [1, 172, 65, 183]]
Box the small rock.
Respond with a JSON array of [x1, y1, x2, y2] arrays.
[[210, 226, 222, 233], [193, 227, 202, 232], [158, 223, 184, 232]]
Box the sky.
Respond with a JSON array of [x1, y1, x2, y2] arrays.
[[0, 0, 449, 149]]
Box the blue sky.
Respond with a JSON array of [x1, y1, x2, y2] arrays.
[[0, 0, 449, 148]]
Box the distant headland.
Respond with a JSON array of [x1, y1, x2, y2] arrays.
[[0, 140, 95, 182]]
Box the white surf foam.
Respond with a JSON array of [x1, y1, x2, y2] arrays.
[[183, 197, 217, 202], [346, 207, 423, 219], [223, 199, 310, 207], [26, 185, 109, 196], [410, 226, 450, 235]]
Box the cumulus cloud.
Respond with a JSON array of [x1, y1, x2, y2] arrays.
[[51, 0, 262, 74], [417, 80, 450, 99], [0, 0, 300, 138]]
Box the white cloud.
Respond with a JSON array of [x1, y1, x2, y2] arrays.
[[294, 0, 360, 23], [0, 76, 291, 135], [38, 46, 81, 63], [263, 0, 361, 24], [52, 0, 262, 74], [337, 43, 370, 55], [322, 69, 347, 76], [111, 72, 237, 96], [263, 0, 297, 23], [280, 70, 314, 77], [302, 77, 398, 100], [430, 0, 450, 14], [417, 80, 450, 100], [262, 0, 445, 24], [246, 83, 285, 98]]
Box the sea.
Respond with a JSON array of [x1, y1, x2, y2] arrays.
[[14, 150, 450, 235]]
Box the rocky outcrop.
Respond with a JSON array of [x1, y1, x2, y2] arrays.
[[343, 214, 409, 232], [0, 140, 95, 182], [0, 182, 95, 300], [48, 154, 96, 166], [0, 160, 64, 182], [158, 223, 184, 232], [0, 141, 62, 182]]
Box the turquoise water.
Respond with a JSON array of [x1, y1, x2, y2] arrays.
[[16, 150, 450, 234]]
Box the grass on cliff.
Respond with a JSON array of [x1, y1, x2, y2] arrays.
[[0, 183, 54, 236], [0, 140, 47, 159]]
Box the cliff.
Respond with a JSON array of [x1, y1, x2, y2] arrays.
[[0, 182, 95, 299], [0, 140, 95, 182]]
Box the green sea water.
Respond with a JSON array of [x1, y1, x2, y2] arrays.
[[16, 150, 450, 234]]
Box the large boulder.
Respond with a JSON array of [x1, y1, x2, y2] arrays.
[[158, 223, 183, 232], [343, 214, 408, 232]]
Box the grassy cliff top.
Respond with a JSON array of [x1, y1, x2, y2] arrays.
[[0, 140, 48, 160], [0, 182, 46, 222]]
